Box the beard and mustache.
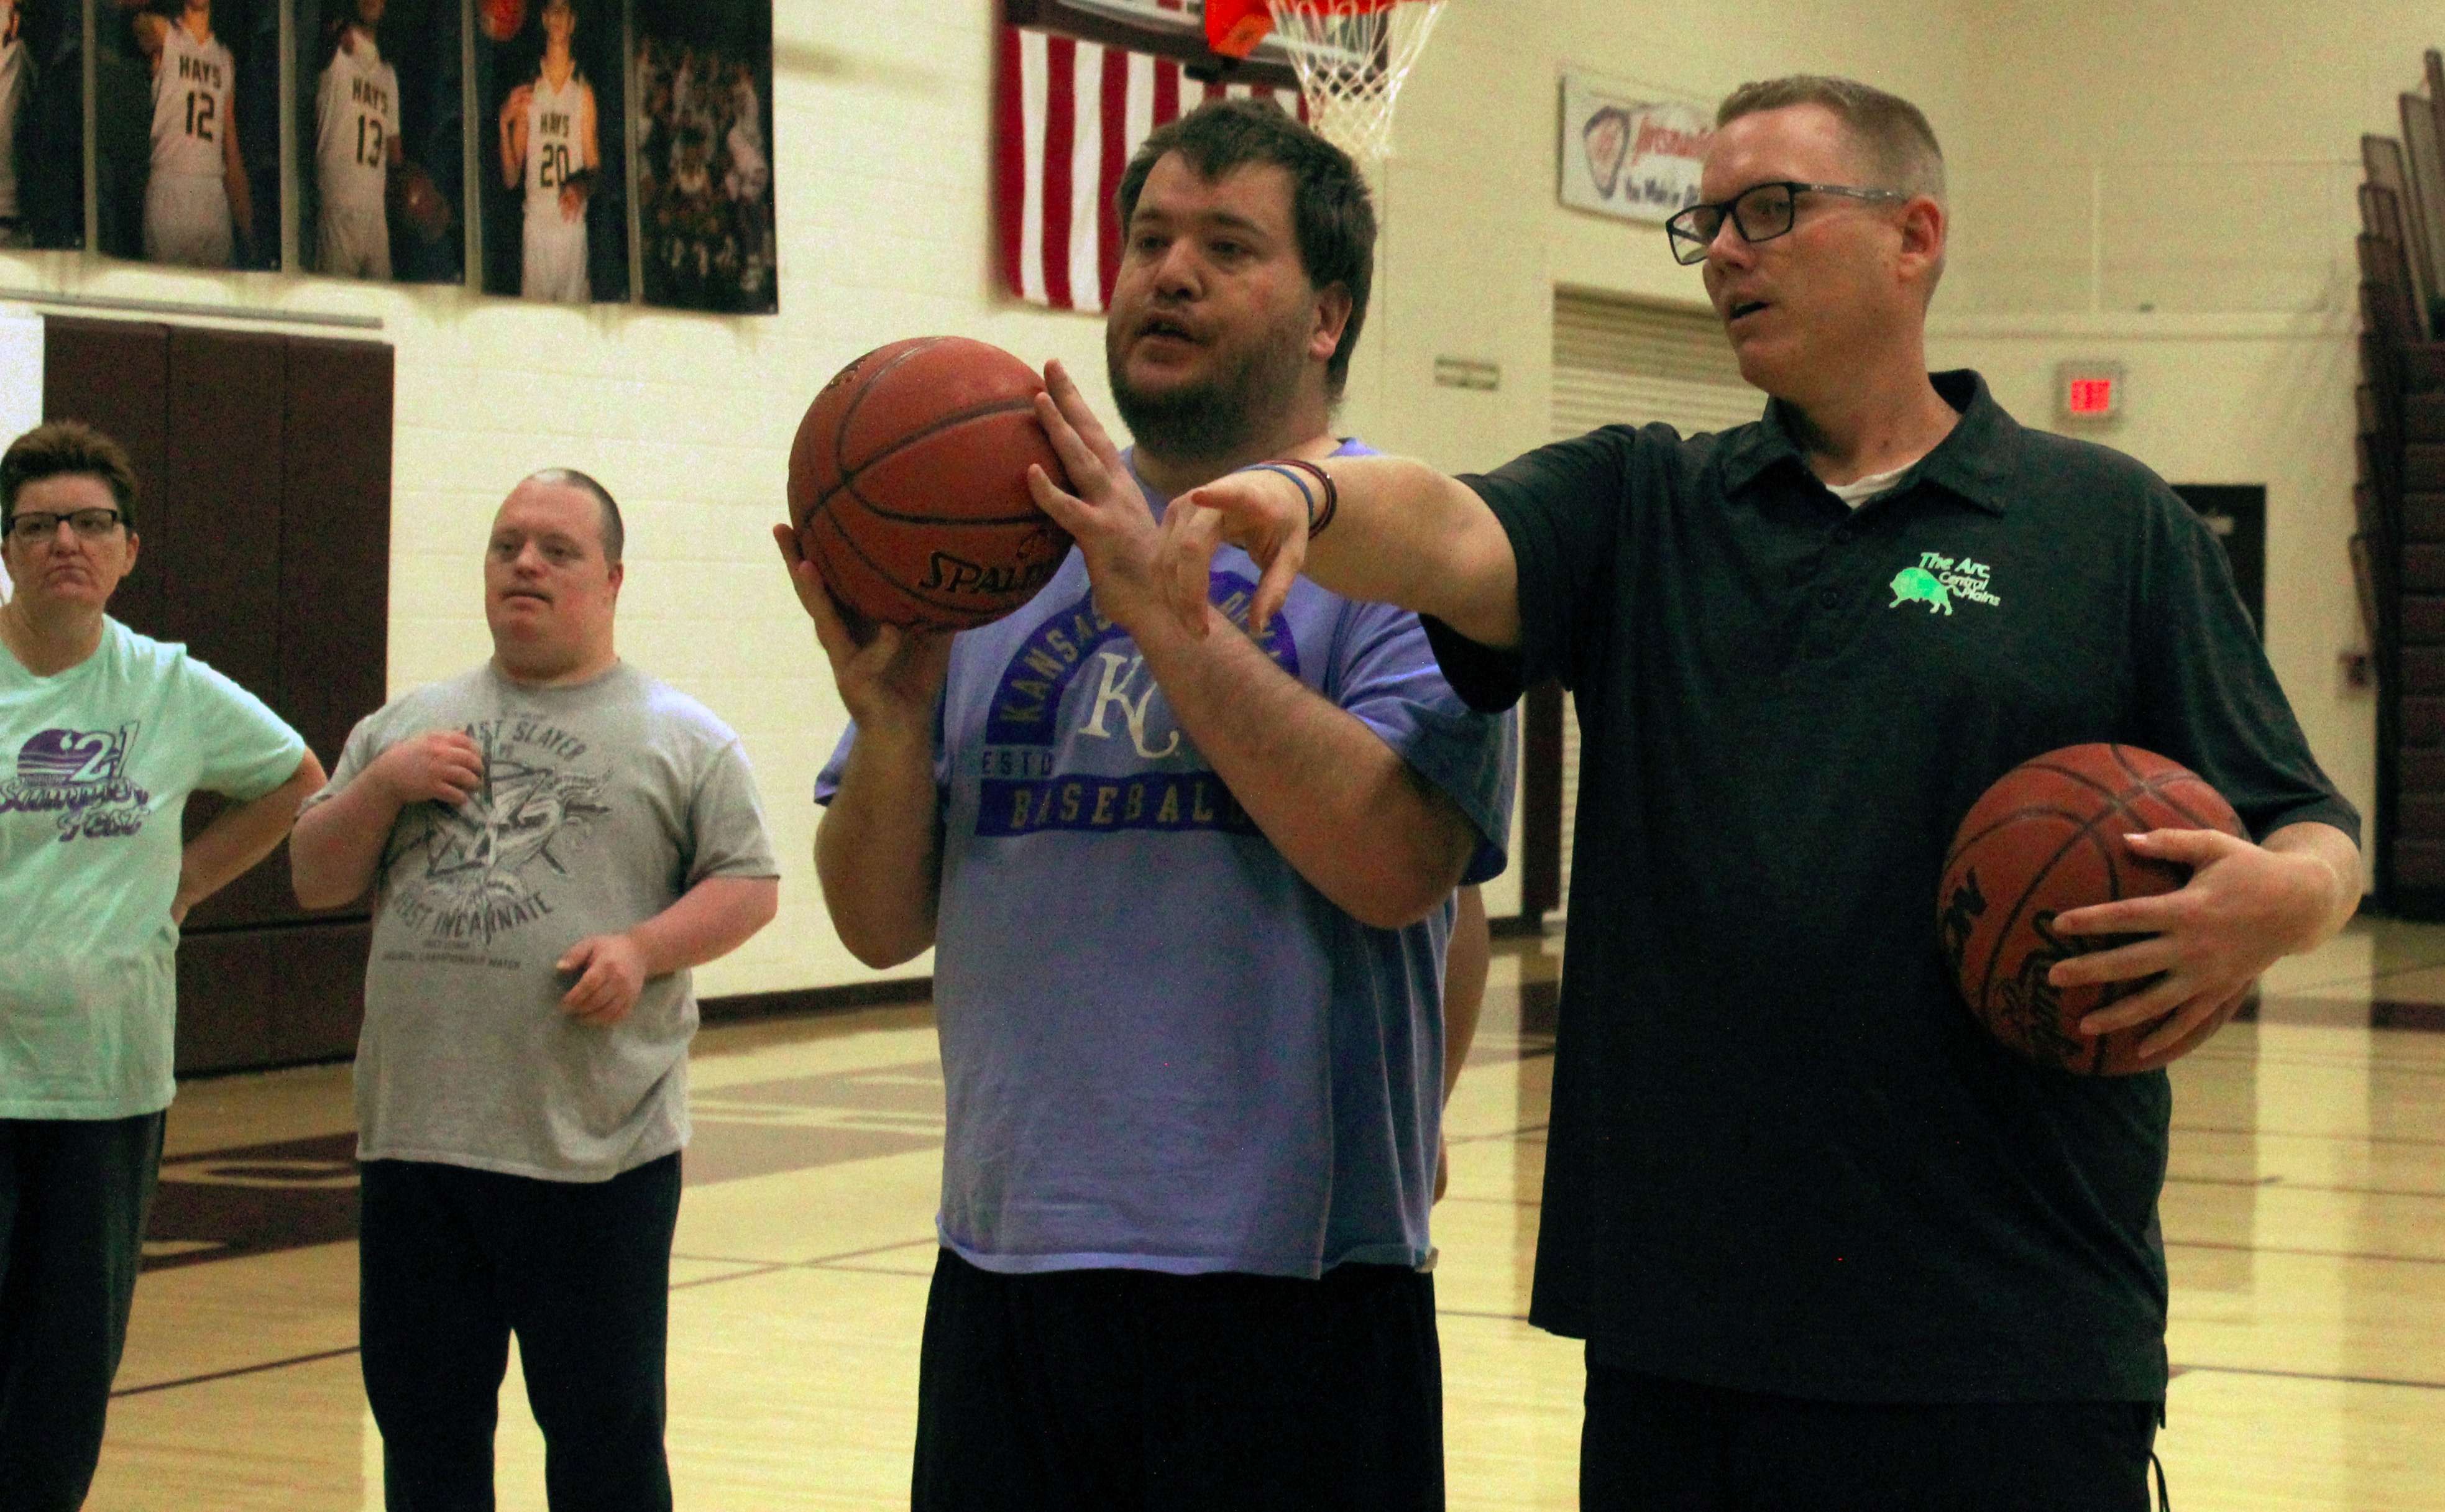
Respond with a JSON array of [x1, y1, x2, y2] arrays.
[[1104, 300, 1318, 470]]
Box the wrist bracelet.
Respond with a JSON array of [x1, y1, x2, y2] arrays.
[[1239, 462, 1318, 529], [1273, 457, 1338, 538]]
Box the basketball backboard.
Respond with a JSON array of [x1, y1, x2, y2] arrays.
[[1005, 0, 1302, 88]]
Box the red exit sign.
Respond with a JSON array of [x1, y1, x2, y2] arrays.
[[2056, 362, 2126, 423]]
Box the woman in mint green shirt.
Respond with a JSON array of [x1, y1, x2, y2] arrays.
[[0, 421, 324, 1511]]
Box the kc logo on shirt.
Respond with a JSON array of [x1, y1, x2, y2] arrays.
[[975, 575, 1298, 837]]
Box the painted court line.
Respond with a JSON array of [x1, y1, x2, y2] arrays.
[[113, 1345, 362, 1400], [2167, 1237, 2445, 1268], [2174, 1122, 2445, 1148], [2175, 1362, 2445, 1393], [2167, 1174, 2445, 1200]]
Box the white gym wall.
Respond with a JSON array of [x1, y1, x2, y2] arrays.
[[0, 0, 2396, 996]]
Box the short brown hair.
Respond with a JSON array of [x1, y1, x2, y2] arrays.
[[1116, 98, 1377, 400], [1, 420, 140, 530], [1717, 75, 1945, 204]]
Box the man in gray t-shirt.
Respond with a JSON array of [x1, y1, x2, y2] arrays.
[[292, 468, 778, 1512]]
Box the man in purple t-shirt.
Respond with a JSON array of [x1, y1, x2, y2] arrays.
[[777, 101, 1514, 1510]]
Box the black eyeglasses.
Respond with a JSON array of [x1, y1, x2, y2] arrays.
[[1665, 180, 1911, 265], [5, 508, 125, 543]]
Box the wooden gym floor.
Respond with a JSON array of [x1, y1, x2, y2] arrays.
[[81, 919, 2445, 1510]]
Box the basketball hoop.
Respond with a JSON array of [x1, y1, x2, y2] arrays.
[[1207, 0, 1448, 176]]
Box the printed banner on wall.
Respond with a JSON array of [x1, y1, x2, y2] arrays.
[[475, 0, 628, 303], [634, 0, 776, 313], [1559, 74, 1709, 225], [293, 0, 465, 284], [96, 0, 283, 269], [2, 0, 82, 249]]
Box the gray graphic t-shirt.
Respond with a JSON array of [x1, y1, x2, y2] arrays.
[[310, 661, 776, 1180]]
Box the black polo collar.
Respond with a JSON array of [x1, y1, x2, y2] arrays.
[[1716, 369, 2019, 515]]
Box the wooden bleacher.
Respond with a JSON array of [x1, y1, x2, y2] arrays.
[[2359, 58, 2445, 911]]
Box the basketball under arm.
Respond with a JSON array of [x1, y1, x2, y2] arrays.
[[2259, 820, 2362, 946], [1200, 456, 1522, 650]]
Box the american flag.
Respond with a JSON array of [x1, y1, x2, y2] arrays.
[[996, 22, 1305, 313]]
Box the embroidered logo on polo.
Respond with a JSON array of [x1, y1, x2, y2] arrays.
[[0, 723, 152, 841], [1888, 551, 2002, 615], [975, 573, 1297, 837], [381, 717, 611, 951]]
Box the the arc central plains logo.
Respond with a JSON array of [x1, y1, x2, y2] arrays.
[[0, 723, 152, 841], [1889, 550, 2002, 615]]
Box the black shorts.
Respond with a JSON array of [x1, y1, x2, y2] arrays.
[[1580, 1357, 2163, 1512], [913, 1248, 1444, 1511]]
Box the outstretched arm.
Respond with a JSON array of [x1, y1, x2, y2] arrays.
[[1164, 439, 1523, 649]]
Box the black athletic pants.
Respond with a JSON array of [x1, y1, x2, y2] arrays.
[[357, 1153, 682, 1512], [0, 1112, 165, 1512], [1580, 1356, 2163, 1512], [913, 1248, 1446, 1511]]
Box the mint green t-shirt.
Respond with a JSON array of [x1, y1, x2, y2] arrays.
[[0, 618, 308, 1119]]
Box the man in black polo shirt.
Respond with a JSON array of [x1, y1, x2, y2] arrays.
[[1039, 72, 2364, 1510]]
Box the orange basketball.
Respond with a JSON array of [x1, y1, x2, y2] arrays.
[[388, 161, 452, 243], [1938, 743, 2247, 1076], [787, 337, 1074, 632], [479, 0, 526, 42]]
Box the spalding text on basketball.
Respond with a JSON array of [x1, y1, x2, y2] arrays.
[[1991, 910, 2093, 1066], [1938, 868, 1986, 974], [921, 549, 1060, 599]]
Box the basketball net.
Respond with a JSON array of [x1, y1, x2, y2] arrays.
[[1264, 0, 1447, 180]]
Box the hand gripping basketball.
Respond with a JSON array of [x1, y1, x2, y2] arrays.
[[1025, 360, 1202, 638], [2047, 825, 2337, 1058], [1940, 744, 2250, 1074], [771, 522, 953, 738]]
